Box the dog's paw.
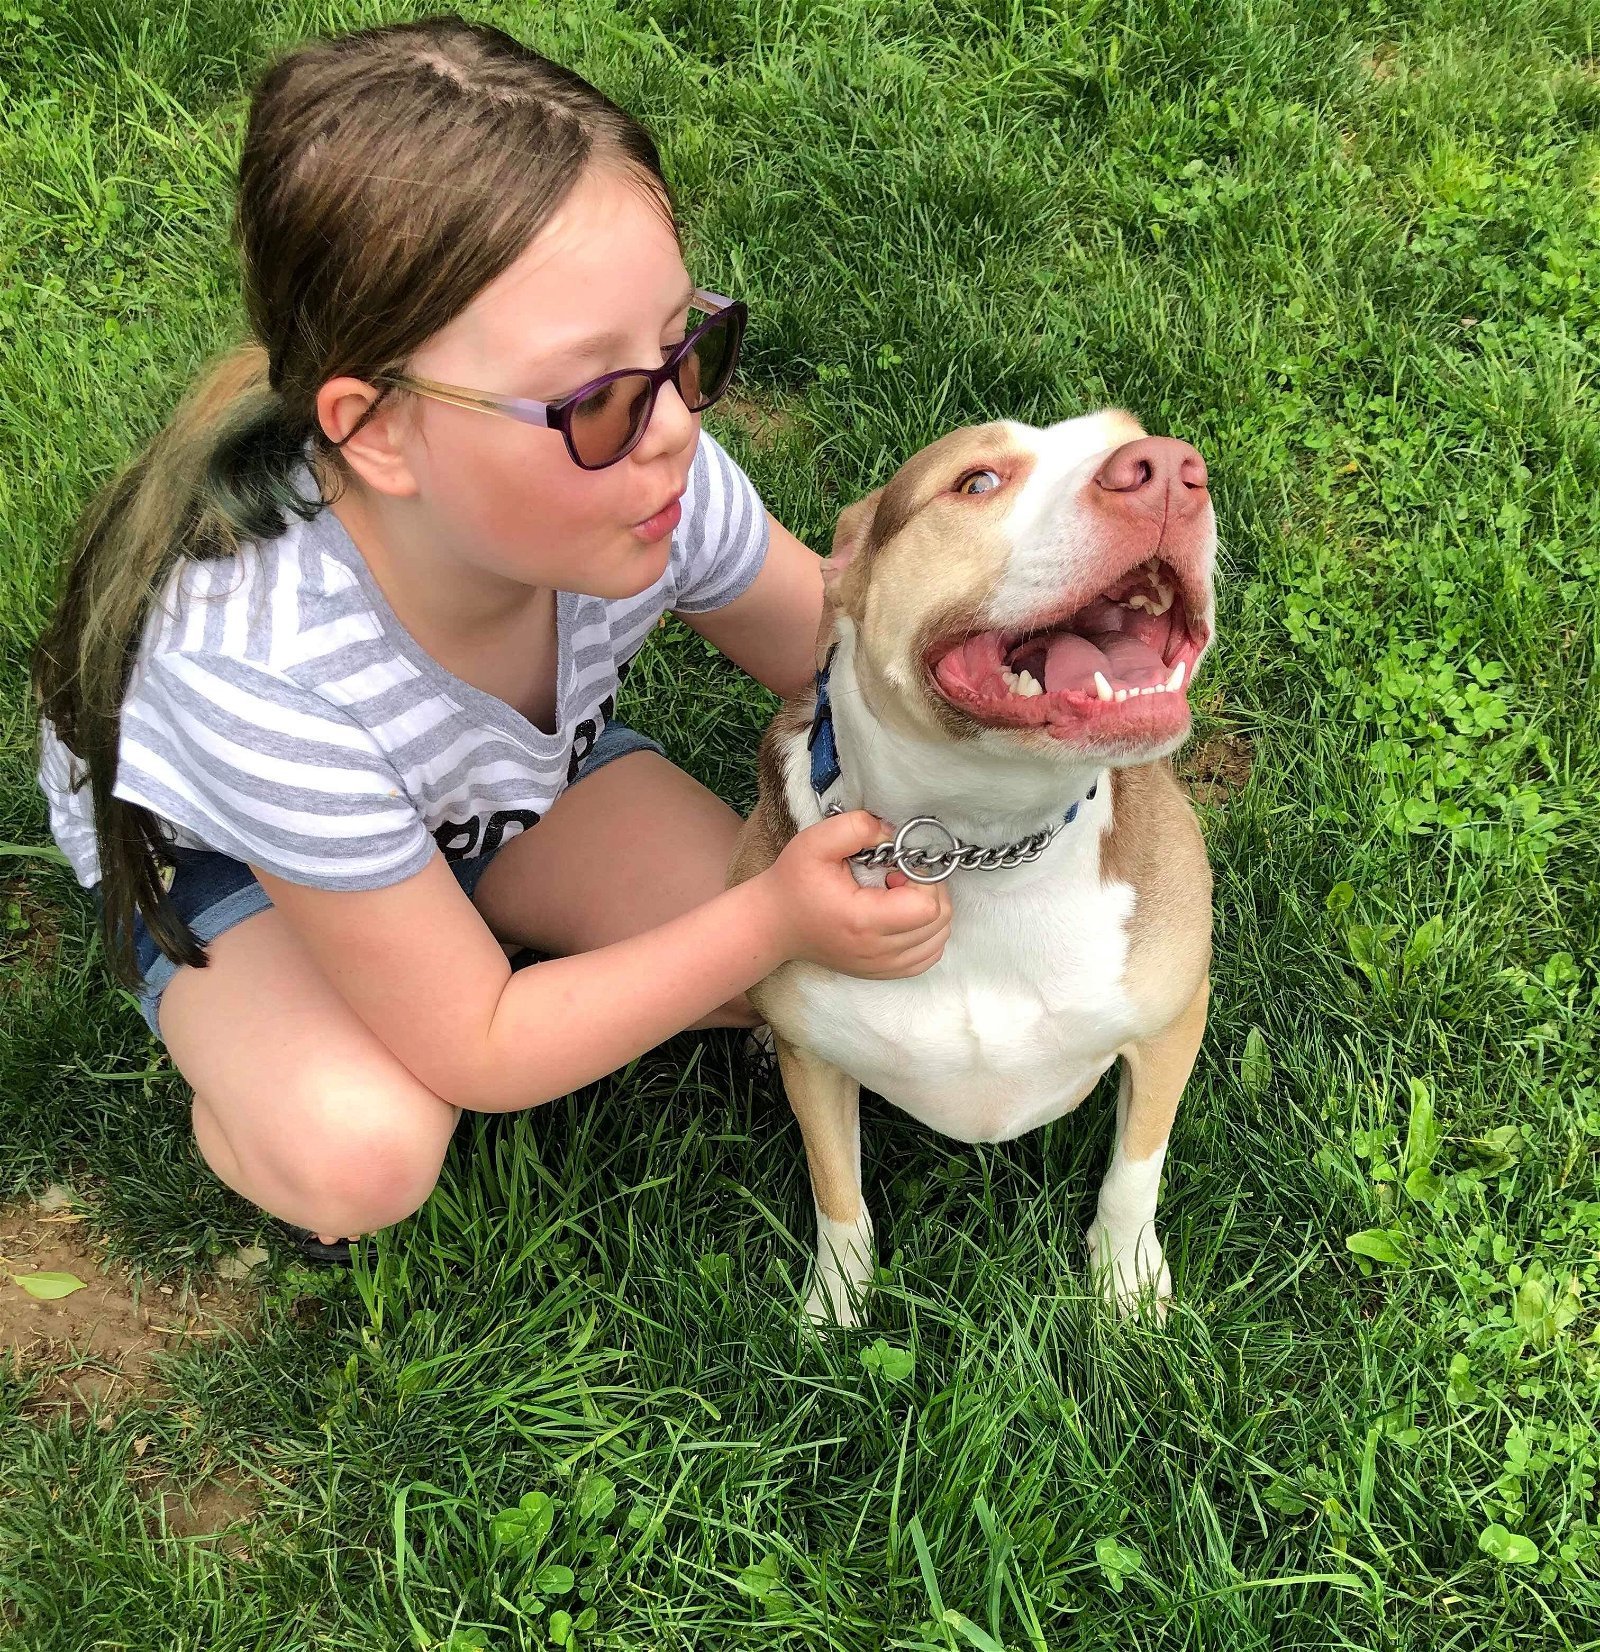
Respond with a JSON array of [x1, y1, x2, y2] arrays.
[[1085, 1220, 1171, 1322], [805, 1208, 875, 1329], [804, 1276, 864, 1328]]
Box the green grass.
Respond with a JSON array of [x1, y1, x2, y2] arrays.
[[3, 0, 1599, 1646]]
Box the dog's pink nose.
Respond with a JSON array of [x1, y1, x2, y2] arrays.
[[1092, 436, 1209, 520]]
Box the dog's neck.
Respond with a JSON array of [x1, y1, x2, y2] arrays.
[[811, 633, 1106, 849]]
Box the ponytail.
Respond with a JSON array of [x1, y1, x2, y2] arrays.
[[30, 342, 332, 988], [31, 12, 680, 999]]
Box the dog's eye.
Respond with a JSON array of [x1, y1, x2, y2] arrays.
[[954, 468, 1002, 495]]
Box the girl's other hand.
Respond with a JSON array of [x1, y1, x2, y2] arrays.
[[761, 809, 952, 979]]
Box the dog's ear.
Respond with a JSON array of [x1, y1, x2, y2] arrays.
[[822, 486, 884, 594]]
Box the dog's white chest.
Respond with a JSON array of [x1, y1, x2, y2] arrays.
[[785, 860, 1140, 1143]]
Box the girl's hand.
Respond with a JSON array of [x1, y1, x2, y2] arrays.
[[761, 809, 952, 979]]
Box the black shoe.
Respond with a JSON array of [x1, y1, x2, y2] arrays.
[[280, 1223, 379, 1268]]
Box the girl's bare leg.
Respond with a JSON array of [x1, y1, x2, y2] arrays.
[[157, 749, 761, 1239], [470, 748, 763, 1031]]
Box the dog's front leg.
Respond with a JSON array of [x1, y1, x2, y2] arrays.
[[774, 1034, 873, 1326], [1086, 975, 1209, 1320]]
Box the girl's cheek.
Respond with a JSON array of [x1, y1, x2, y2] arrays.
[[481, 455, 620, 566], [463, 426, 580, 518], [423, 419, 638, 579]]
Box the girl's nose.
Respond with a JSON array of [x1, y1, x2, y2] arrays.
[[632, 372, 699, 463]]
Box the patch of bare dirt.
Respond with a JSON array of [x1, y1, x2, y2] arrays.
[[1359, 42, 1401, 83], [1177, 731, 1254, 808], [708, 390, 803, 448], [129, 1453, 261, 1553], [1, 1185, 261, 1430], [0, 874, 64, 984], [4, 1187, 273, 1549]]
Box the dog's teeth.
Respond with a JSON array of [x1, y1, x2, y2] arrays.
[[1166, 659, 1186, 691], [1114, 688, 1128, 703], [1016, 669, 1044, 696], [1123, 586, 1173, 617], [1094, 671, 1113, 702]]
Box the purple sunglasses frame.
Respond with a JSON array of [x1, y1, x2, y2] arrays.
[[368, 287, 747, 471]]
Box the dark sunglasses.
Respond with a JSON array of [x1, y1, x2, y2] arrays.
[[366, 288, 746, 471]]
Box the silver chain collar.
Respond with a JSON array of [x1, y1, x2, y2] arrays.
[[823, 799, 1086, 885]]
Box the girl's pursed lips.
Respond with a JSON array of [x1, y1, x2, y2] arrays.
[[631, 486, 686, 528]]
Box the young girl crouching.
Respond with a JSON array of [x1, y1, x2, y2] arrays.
[[31, 16, 951, 1264]]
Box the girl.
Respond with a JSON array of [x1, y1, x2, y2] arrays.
[[31, 15, 951, 1266]]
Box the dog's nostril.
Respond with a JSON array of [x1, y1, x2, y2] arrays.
[[1093, 436, 1208, 501]]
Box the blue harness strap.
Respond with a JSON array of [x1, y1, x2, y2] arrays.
[[808, 643, 842, 798]]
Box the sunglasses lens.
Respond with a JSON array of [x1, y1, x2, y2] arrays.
[[564, 304, 744, 468], [677, 304, 742, 411], [569, 374, 655, 467]]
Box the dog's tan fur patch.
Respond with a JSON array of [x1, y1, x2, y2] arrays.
[[1098, 760, 1213, 1023], [824, 425, 1041, 746]]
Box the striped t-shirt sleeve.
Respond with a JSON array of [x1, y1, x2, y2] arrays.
[[112, 650, 436, 891], [667, 430, 772, 614]]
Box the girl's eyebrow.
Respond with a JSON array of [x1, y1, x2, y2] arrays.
[[535, 282, 700, 368]]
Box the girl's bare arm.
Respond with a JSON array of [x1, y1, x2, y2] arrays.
[[677, 513, 827, 701], [249, 811, 949, 1114]]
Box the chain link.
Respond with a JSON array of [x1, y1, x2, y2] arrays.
[[825, 805, 1066, 884]]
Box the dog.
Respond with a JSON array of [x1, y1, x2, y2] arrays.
[[728, 409, 1216, 1324]]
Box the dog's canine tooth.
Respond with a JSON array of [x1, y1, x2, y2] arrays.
[[1166, 659, 1186, 692], [1094, 671, 1113, 702]]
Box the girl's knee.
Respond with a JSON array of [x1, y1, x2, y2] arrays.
[[286, 1074, 459, 1232]]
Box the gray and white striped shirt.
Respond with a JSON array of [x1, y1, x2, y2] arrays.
[[38, 429, 769, 890]]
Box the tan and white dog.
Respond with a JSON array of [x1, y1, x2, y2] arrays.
[[729, 409, 1216, 1324]]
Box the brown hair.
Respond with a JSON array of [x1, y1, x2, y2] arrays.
[[30, 13, 678, 988]]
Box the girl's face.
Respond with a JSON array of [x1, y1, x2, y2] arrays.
[[384, 166, 704, 601]]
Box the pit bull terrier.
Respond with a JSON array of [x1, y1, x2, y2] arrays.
[[728, 409, 1216, 1324]]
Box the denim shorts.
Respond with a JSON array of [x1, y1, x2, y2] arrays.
[[93, 719, 665, 1041]]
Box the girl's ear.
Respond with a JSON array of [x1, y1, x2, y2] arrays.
[[822, 486, 884, 595], [316, 376, 418, 497]]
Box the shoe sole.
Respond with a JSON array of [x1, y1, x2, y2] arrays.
[[282, 1225, 379, 1267]]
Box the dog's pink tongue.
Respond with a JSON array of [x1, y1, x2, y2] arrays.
[[1096, 633, 1170, 688], [1042, 630, 1168, 693], [1040, 633, 1110, 694]]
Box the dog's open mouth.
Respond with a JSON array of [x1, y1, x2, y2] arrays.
[[927, 555, 1208, 736]]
